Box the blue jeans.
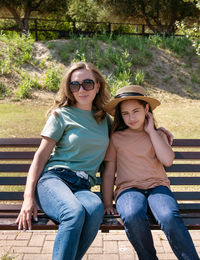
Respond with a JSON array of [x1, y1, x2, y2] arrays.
[[36, 168, 104, 260], [116, 186, 199, 260]]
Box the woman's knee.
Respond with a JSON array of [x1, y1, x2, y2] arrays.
[[60, 201, 85, 226]]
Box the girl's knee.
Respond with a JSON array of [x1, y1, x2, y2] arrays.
[[157, 209, 180, 227], [122, 209, 147, 226]]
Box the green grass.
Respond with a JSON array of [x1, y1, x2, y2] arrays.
[[0, 103, 48, 137], [0, 95, 200, 138]]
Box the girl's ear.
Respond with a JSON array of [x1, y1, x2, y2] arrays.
[[145, 104, 149, 114]]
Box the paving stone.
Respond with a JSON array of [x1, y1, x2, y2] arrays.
[[88, 254, 119, 260], [0, 240, 28, 247], [11, 246, 41, 254], [23, 254, 52, 260], [41, 240, 54, 254], [28, 234, 45, 247], [16, 231, 33, 240], [103, 241, 118, 254]]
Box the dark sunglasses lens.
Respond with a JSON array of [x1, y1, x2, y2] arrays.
[[82, 79, 95, 90], [69, 82, 80, 93]]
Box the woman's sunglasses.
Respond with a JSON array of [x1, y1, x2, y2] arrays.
[[69, 79, 95, 93]]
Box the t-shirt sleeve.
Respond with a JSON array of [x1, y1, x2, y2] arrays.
[[40, 111, 65, 142], [104, 135, 117, 162]]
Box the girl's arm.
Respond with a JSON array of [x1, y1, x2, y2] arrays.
[[102, 161, 117, 215], [16, 136, 56, 231], [144, 113, 174, 166]]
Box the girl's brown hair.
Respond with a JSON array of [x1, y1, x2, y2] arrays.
[[47, 62, 110, 123], [111, 99, 157, 133]]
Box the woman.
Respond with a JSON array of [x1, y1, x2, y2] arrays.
[[16, 62, 111, 260]]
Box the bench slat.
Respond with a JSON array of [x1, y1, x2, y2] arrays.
[[0, 164, 30, 172], [0, 177, 26, 185], [169, 177, 200, 185], [0, 152, 35, 160], [165, 164, 200, 172], [1, 164, 199, 173], [172, 139, 200, 146], [175, 152, 200, 159], [0, 192, 23, 200], [173, 192, 200, 200], [0, 138, 41, 147], [1, 176, 200, 186]]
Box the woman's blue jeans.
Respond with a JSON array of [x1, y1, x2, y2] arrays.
[[35, 168, 104, 260], [116, 186, 199, 260]]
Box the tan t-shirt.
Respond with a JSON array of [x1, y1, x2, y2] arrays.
[[104, 128, 170, 200]]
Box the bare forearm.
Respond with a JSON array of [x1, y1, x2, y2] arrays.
[[149, 130, 174, 166], [24, 137, 56, 198], [24, 154, 48, 198], [102, 175, 115, 207]]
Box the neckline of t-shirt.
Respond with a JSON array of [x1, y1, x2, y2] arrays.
[[65, 105, 94, 115]]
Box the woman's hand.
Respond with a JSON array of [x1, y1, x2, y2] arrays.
[[104, 206, 117, 215], [158, 127, 174, 145], [16, 196, 38, 231]]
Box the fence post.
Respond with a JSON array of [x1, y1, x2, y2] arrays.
[[34, 18, 38, 41], [107, 23, 111, 34], [142, 24, 145, 36], [73, 21, 76, 34]]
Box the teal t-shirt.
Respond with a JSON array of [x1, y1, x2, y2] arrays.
[[41, 106, 111, 186]]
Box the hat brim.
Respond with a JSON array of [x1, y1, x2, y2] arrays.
[[104, 96, 160, 116]]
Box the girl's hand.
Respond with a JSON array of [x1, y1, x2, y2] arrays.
[[144, 112, 155, 134], [104, 207, 117, 215], [16, 197, 38, 231]]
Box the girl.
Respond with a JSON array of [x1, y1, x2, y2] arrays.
[[16, 62, 111, 260], [103, 85, 199, 260]]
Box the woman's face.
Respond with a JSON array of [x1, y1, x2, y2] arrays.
[[70, 68, 100, 110], [120, 99, 149, 131]]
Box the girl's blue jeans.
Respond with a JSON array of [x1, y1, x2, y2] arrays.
[[35, 168, 104, 260], [116, 186, 199, 260]]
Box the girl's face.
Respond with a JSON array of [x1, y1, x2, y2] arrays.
[[120, 99, 149, 131], [70, 68, 100, 110]]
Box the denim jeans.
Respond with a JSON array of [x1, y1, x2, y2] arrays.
[[35, 168, 104, 260], [116, 186, 199, 260]]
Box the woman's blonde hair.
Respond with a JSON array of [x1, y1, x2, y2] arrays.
[[47, 62, 110, 123]]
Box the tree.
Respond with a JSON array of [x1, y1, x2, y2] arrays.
[[95, 0, 199, 35], [176, 0, 200, 55], [0, 0, 69, 32]]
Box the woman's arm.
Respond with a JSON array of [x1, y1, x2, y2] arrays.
[[16, 136, 56, 230], [102, 161, 117, 215], [157, 127, 174, 145], [144, 113, 174, 166]]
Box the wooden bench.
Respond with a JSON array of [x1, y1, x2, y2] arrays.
[[0, 138, 200, 232]]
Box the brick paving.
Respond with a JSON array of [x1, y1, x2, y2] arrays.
[[0, 230, 199, 260]]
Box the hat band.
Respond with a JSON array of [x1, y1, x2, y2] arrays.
[[115, 92, 144, 99]]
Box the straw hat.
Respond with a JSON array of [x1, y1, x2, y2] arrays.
[[105, 85, 160, 116]]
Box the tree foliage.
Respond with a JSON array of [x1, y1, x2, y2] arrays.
[[95, 0, 200, 35], [176, 0, 200, 55], [0, 0, 69, 32]]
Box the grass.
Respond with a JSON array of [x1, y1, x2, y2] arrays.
[[0, 102, 48, 137], [0, 93, 200, 138]]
